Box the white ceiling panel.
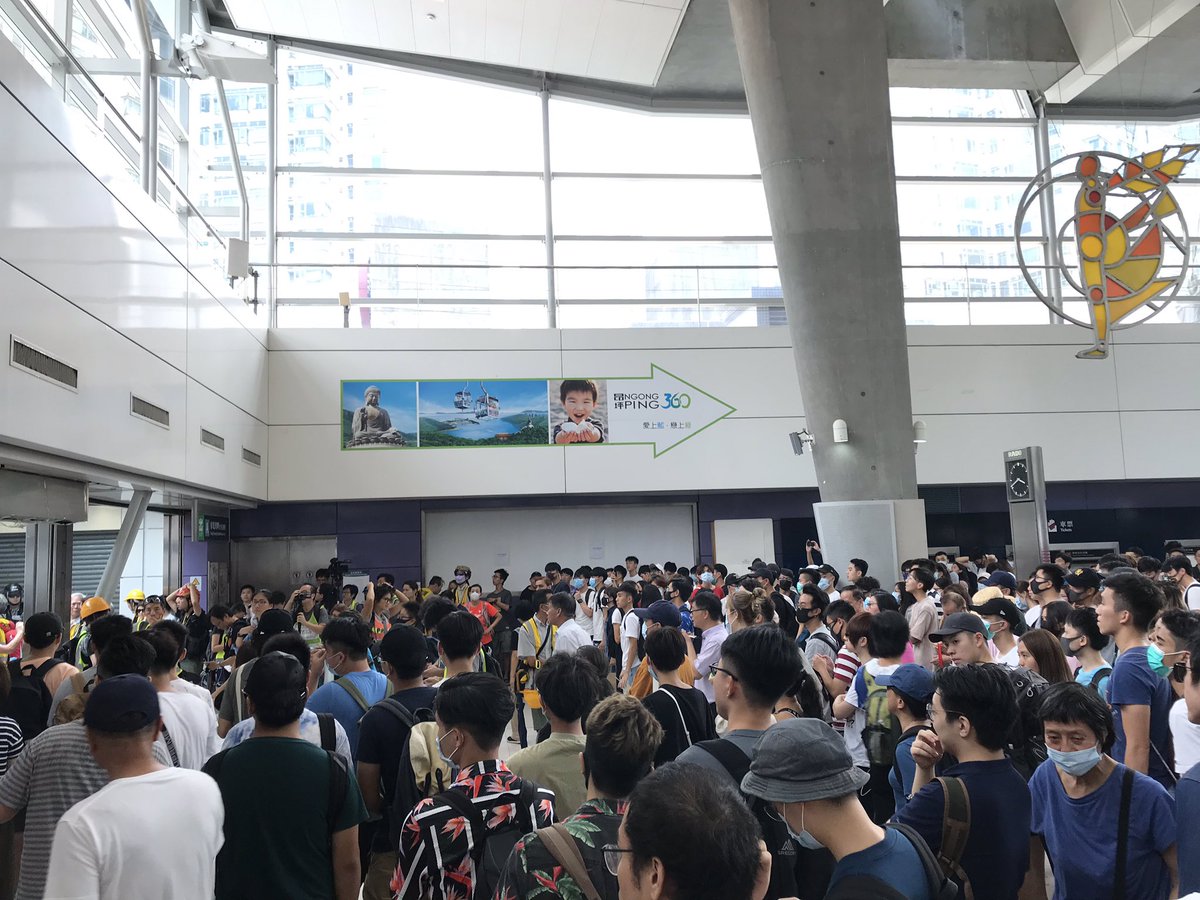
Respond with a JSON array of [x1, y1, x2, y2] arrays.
[[411, 0, 452, 55], [298, 0, 346, 44], [519, 0, 563, 70], [372, 0, 417, 53], [223, 0, 690, 86], [484, 0, 525, 65], [449, 0, 488, 60], [552, 0, 603, 77], [338, 0, 382, 47]]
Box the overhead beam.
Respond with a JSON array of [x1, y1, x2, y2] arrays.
[[1046, 0, 1200, 104]]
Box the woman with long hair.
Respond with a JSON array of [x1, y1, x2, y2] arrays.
[[1017, 627, 1074, 683]]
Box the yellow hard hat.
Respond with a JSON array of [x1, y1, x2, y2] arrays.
[[80, 596, 111, 619], [125, 590, 146, 602]]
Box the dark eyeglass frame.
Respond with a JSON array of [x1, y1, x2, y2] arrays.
[[602, 844, 634, 876], [708, 664, 739, 681]]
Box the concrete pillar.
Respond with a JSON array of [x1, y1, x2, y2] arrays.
[[728, 0, 919, 503], [729, 0, 928, 572]]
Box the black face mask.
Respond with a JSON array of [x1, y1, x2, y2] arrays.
[[1067, 588, 1088, 606]]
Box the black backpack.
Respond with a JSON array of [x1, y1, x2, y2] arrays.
[[1, 658, 58, 741], [824, 822, 958, 900], [380, 699, 445, 849], [437, 780, 536, 900], [696, 739, 828, 900], [1005, 667, 1049, 780]]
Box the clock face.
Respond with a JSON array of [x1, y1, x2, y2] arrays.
[[1007, 459, 1031, 501]]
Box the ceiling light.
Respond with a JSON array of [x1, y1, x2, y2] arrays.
[[913, 420, 928, 444], [832, 419, 849, 444]]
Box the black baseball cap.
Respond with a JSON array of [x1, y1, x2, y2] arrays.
[[84, 674, 159, 733], [1065, 568, 1102, 591], [972, 596, 1022, 629], [929, 612, 989, 641], [4, 584, 21, 599], [253, 608, 295, 641]]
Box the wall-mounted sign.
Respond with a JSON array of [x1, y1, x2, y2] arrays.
[[341, 366, 735, 458], [1016, 146, 1197, 359], [196, 514, 229, 542]]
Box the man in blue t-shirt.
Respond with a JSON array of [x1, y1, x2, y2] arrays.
[[742, 718, 932, 900], [307, 615, 389, 759], [1096, 573, 1175, 789], [875, 664, 935, 815], [894, 664, 1031, 900], [1027, 681, 1177, 900]]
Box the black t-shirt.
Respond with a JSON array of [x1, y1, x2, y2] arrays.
[[182, 612, 211, 661], [356, 685, 439, 851], [488, 589, 516, 631], [643, 684, 716, 766]]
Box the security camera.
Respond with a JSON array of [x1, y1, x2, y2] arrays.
[[789, 430, 815, 456]]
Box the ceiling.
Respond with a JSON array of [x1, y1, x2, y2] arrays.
[[1067, 6, 1200, 115], [206, 0, 1200, 115]]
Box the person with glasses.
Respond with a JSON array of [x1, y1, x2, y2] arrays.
[[497, 694, 662, 899], [689, 592, 727, 717], [893, 664, 1032, 900], [611, 763, 768, 900]]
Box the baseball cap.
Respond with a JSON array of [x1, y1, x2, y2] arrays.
[[874, 664, 935, 703], [23, 612, 61, 647], [929, 612, 989, 642], [4, 583, 22, 599], [632, 600, 683, 628], [973, 595, 1022, 629], [83, 673, 160, 733], [1065, 567, 1102, 591], [981, 571, 1017, 591], [970, 586, 1003, 606], [741, 718, 868, 803], [751, 568, 772, 581], [253, 608, 295, 641]]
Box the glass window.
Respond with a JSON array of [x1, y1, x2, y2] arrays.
[[895, 183, 1036, 238], [280, 172, 544, 236], [550, 99, 760, 174], [553, 178, 770, 237], [893, 123, 1036, 176], [889, 88, 1027, 119]]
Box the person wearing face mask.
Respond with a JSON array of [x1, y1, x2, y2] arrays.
[[741, 718, 945, 900], [797, 585, 837, 670], [817, 565, 841, 604], [462, 584, 500, 649], [446, 565, 472, 606], [1063, 607, 1112, 695], [306, 616, 390, 760], [894, 664, 1032, 900], [1026, 683, 1178, 900], [1025, 565, 1066, 629], [1149, 609, 1200, 781], [391, 673, 555, 900], [1063, 566, 1103, 609]]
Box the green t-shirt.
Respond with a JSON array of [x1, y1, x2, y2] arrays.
[[203, 736, 367, 900]]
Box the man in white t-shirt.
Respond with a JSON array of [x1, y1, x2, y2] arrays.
[[137, 630, 221, 769], [616, 583, 641, 692], [44, 674, 224, 899]]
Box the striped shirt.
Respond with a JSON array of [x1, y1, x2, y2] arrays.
[[832, 646, 862, 735], [0, 720, 168, 900], [0, 717, 22, 776]]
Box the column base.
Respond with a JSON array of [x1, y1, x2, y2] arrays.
[[812, 500, 928, 586]]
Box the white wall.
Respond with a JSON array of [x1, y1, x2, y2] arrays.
[[268, 321, 1200, 501], [0, 38, 268, 501]]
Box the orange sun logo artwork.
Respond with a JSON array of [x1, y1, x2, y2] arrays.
[[1016, 145, 1198, 359]]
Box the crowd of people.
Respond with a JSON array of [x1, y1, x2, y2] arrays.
[[0, 544, 1199, 899]]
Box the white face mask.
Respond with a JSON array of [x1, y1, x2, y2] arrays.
[[469, 591, 481, 602]]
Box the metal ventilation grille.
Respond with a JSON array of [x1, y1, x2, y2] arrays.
[[130, 395, 170, 428], [918, 485, 962, 515], [200, 429, 225, 451], [241, 447, 262, 466], [10, 336, 78, 389]]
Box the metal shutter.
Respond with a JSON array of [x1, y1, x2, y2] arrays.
[[72, 531, 117, 598], [0, 535, 23, 587]]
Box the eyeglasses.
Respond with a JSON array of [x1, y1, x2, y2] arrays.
[[708, 664, 738, 681], [602, 844, 634, 876]]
